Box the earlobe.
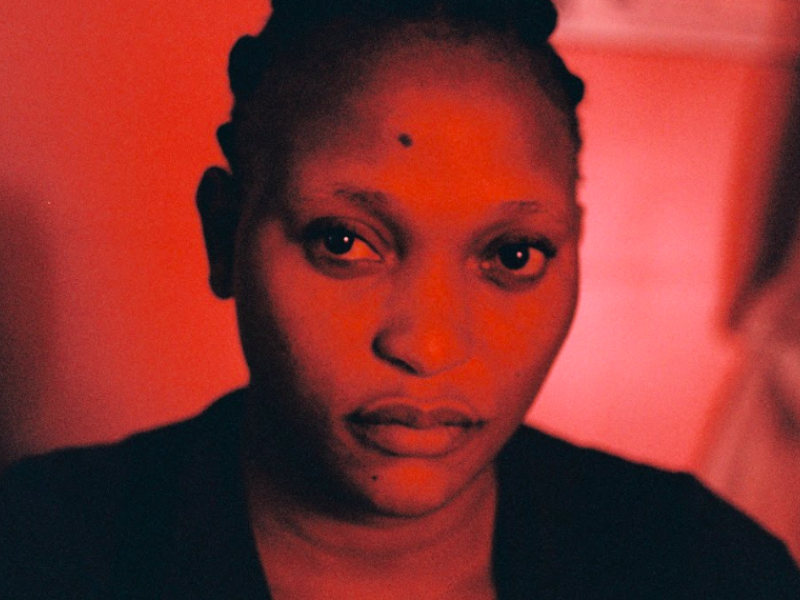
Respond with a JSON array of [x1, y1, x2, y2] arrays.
[[196, 167, 241, 299]]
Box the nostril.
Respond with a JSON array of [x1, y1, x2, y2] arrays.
[[372, 336, 418, 375]]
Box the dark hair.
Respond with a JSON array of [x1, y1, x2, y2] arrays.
[[217, 0, 585, 199]]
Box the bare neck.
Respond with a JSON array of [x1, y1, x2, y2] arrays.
[[243, 457, 498, 600]]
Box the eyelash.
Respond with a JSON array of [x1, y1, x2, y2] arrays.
[[301, 218, 557, 287]]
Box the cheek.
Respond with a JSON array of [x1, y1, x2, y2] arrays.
[[239, 224, 386, 395], [474, 252, 578, 400]]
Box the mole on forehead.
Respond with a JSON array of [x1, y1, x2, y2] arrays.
[[397, 133, 414, 147]]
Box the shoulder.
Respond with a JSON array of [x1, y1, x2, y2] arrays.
[[0, 392, 242, 513], [495, 426, 800, 598], [0, 392, 244, 598]]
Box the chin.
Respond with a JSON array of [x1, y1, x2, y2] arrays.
[[351, 459, 487, 519]]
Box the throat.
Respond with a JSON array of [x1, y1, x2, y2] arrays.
[[244, 461, 498, 600]]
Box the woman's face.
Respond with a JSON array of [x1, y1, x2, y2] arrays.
[[233, 37, 580, 518]]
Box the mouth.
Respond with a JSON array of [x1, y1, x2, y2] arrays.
[[345, 398, 484, 458]]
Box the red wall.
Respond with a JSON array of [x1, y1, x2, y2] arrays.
[[531, 47, 793, 469], [0, 2, 792, 471]]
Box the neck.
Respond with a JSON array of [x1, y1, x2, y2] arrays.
[[245, 463, 497, 599]]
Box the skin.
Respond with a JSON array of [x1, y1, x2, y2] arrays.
[[199, 32, 580, 600]]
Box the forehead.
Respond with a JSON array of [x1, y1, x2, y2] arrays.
[[287, 33, 575, 193]]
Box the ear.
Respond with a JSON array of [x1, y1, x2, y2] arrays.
[[196, 167, 241, 299]]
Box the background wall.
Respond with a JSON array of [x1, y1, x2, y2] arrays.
[[530, 47, 795, 468], [0, 1, 795, 472]]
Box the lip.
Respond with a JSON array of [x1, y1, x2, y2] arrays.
[[346, 397, 483, 458]]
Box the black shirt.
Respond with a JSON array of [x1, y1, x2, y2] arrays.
[[2, 390, 798, 599]]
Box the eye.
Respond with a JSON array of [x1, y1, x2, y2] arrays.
[[320, 226, 378, 260], [303, 220, 383, 277], [480, 238, 556, 288]]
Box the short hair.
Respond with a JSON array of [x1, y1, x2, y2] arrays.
[[217, 0, 585, 202]]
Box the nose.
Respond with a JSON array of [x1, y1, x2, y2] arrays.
[[372, 264, 473, 377]]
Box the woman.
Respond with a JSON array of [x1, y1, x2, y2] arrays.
[[2, 0, 798, 598]]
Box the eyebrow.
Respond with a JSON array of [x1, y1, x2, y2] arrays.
[[328, 188, 545, 217], [297, 187, 569, 231], [493, 199, 543, 216], [333, 187, 391, 211]]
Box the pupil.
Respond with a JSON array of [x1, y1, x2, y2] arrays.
[[498, 244, 529, 270], [324, 228, 354, 255]]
